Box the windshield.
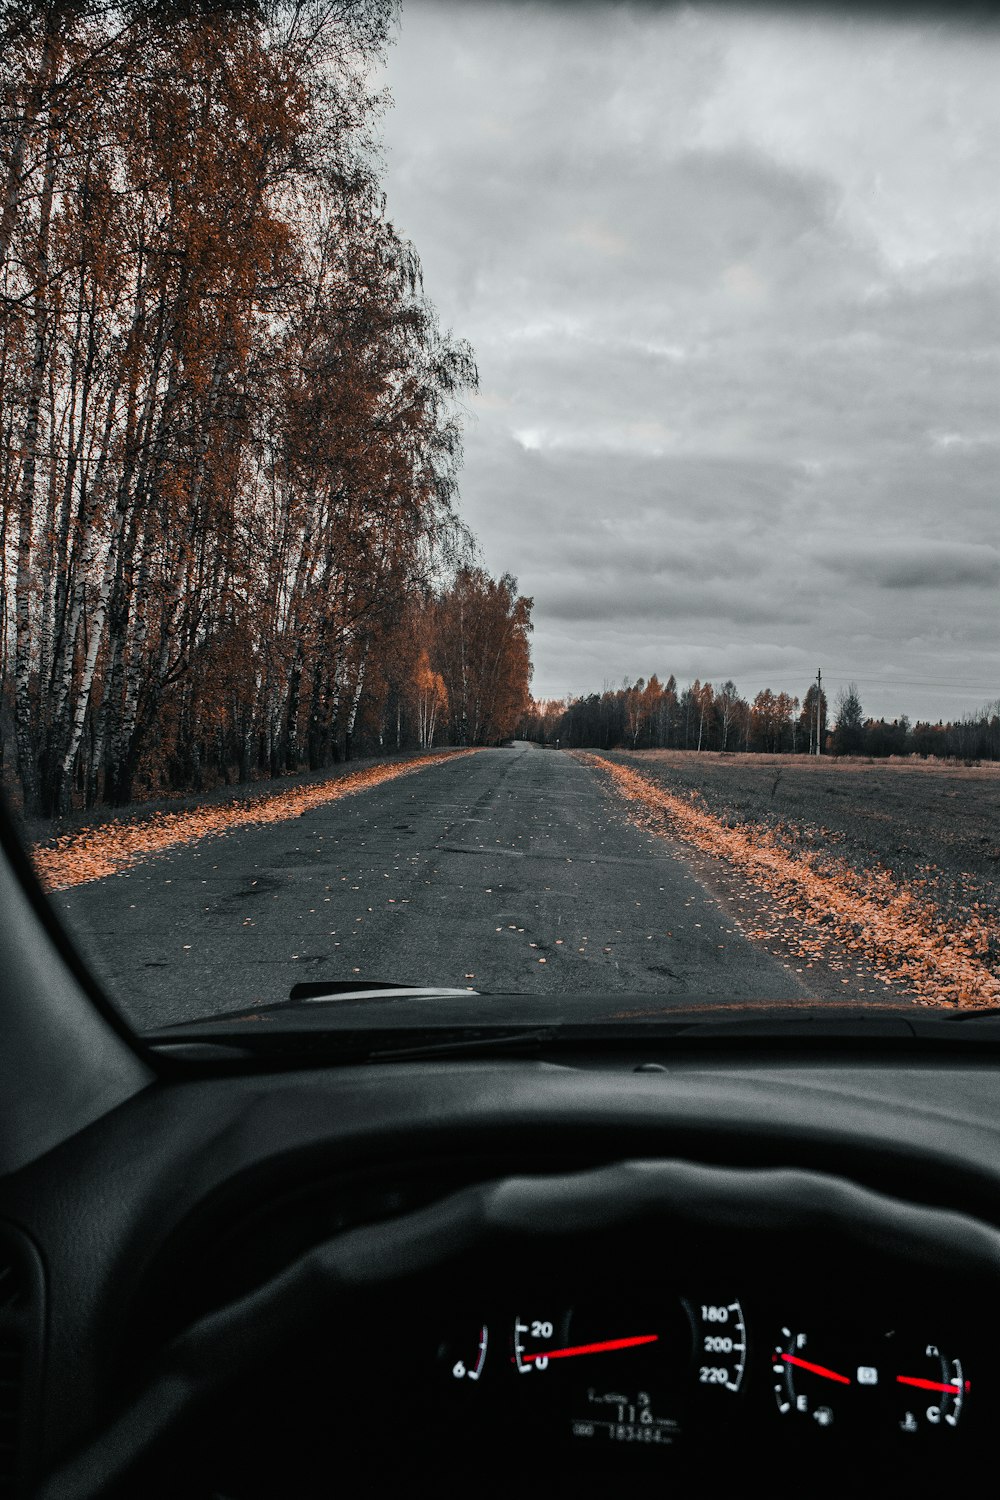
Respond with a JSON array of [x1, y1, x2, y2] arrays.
[[2, 0, 998, 1031]]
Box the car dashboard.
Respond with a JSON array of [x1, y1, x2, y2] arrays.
[[4, 1045, 1000, 1497]]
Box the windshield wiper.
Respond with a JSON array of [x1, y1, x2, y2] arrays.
[[288, 980, 479, 1004], [150, 1024, 559, 1069]]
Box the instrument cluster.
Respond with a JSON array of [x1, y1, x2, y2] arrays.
[[429, 1283, 979, 1475]]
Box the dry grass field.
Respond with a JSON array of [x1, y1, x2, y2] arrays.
[[590, 751, 1000, 1007]]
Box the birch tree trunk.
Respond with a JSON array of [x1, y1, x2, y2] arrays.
[[12, 105, 56, 812]]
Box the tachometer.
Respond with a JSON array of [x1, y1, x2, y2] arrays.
[[439, 1323, 490, 1383]]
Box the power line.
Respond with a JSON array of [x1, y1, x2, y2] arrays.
[[544, 673, 996, 699], [820, 672, 996, 691]]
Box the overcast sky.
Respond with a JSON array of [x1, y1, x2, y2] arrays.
[[376, 1, 999, 723]]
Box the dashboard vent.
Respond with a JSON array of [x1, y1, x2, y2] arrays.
[[0, 1229, 42, 1500]]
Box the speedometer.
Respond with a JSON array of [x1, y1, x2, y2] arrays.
[[511, 1313, 566, 1374], [512, 1311, 661, 1376], [508, 1301, 689, 1445], [687, 1299, 748, 1394], [557, 1300, 689, 1447]]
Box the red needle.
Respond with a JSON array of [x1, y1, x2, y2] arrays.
[[520, 1334, 659, 1363], [776, 1353, 852, 1385], [896, 1375, 961, 1394]]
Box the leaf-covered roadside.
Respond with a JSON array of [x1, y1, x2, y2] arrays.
[[32, 750, 476, 892], [579, 753, 1000, 1009]]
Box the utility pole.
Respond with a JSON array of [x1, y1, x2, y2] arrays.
[[814, 668, 823, 756]]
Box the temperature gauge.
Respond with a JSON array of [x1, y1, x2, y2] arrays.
[[894, 1344, 968, 1432]]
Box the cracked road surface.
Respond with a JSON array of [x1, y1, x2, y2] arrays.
[[60, 742, 876, 1028]]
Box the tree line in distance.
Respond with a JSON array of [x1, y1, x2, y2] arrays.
[[522, 678, 1000, 761]]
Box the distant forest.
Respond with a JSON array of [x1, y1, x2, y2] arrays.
[[0, 1, 531, 817], [522, 677, 1000, 762]]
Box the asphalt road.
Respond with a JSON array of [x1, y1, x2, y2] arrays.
[[61, 742, 836, 1029]]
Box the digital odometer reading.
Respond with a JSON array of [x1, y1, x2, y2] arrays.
[[573, 1387, 680, 1446]]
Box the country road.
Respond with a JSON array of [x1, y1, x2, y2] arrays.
[[57, 742, 901, 1029]]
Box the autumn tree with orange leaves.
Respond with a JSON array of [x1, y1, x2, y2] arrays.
[[750, 689, 799, 753], [413, 650, 447, 750], [0, 0, 498, 814], [431, 567, 533, 747]]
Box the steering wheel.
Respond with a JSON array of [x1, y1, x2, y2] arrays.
[[38, 1158, 1000, 1498]]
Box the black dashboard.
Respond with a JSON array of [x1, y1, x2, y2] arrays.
[[5, 1047, 1000, 1497]]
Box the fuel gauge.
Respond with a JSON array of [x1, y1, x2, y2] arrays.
[[773, 1327, 853, 1427]]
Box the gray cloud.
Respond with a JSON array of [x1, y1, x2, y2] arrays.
[[539, 584, 806, 628], [822, 541, 1000, 591], [381, 2, 1000, 719]]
